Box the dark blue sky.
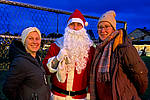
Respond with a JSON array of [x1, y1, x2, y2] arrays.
[[12, 0, 150, 33]]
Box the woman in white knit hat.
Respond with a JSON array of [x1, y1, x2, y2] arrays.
[[90, 10, 148, 100], [3, 27, 50, 100]]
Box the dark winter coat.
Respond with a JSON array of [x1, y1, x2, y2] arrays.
[[3, 40, 50, 100], [90, 29, 148, 100]]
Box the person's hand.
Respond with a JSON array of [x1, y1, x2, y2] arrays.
[[56, 48, 68, 61]]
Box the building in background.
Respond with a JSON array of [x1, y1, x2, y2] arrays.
[[128, 27, 150, 56]]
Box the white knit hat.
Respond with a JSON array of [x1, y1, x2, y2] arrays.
[[21, 27, 41, 45], [98, 10, 116, 30]]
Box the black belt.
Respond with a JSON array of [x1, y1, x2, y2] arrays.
[[52, 85, 87, 96]]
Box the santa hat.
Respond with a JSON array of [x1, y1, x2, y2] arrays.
[[21, 27, 41, 45], [98, 10, 116, 30], [67, 9, 88, 27]]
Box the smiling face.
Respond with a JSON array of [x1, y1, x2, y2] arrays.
[[24, 31, 41, 57], [98, 21, 115, 41]]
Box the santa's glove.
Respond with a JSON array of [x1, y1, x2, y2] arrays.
[[56, 48, 68, 61]]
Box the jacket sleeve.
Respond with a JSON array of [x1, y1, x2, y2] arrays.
[[120, 44, 148, 95], [3, 59, 26, 100], [42, 43, 60, 75], [87, 46, 95, 93]]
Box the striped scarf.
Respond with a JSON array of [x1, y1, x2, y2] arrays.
[[97, 40, 113, 82]]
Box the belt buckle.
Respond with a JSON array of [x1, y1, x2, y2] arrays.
[[68, 91, 71, 96]]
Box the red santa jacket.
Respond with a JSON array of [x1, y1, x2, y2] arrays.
[[42, 43, 95, 99]]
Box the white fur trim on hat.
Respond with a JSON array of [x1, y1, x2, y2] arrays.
[[98, 10, 116, 30], [21, 27, 41, 45], [67, 18, 84, 27]]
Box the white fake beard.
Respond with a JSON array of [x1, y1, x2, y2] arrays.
[[63, 27, 93, 74]]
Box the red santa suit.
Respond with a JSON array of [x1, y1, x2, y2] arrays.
[[43, 27, 95, 100], [43, 9, 95, 100]]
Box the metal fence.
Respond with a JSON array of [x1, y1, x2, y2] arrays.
[[0, 0, 127, 70], [0, 0, 100, 37]]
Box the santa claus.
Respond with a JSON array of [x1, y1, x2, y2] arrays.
[[43, 9, 95, 100]]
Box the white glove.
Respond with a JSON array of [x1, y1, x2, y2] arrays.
[[56, 48, 68, 61], [56, 60, 66, 83]]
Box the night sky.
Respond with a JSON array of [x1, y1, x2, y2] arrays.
[[9, 0, 150, 33]]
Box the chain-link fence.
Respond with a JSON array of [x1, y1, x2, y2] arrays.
[[0, 0, 100, 37]]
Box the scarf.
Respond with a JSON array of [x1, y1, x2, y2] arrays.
[[97, 40, 113, 82], [90, 30, 120, 100]]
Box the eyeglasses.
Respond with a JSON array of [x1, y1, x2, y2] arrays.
[[98, 25, 112, 31]]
